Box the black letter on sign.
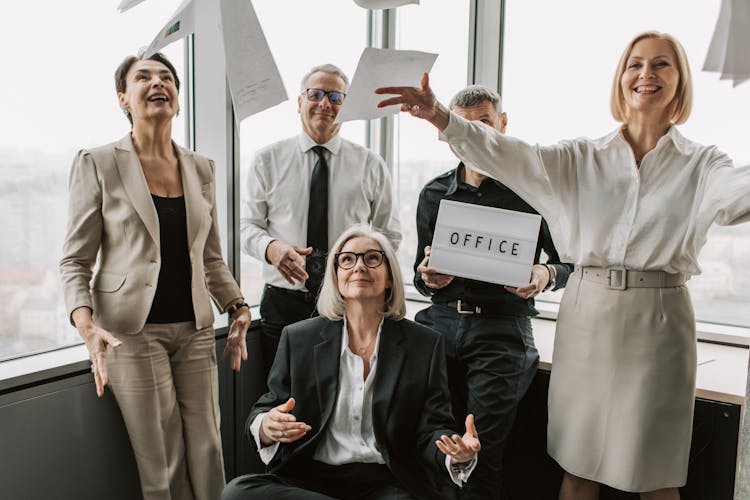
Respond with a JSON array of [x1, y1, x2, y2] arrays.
[[475, 235, 484, 248], [450, 232, 459, 245], [464, 233, 472, 246], [499, 240, 507, 253], [511, 242, 519, 256]]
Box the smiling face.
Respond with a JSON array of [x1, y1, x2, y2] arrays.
[[620, 37, 679, 120], [298, 71, 347, 144], [336, 237, 392, 305], [117, 59, 179, 126]]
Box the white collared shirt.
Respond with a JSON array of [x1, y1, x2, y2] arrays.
[[313, 317, 384, 465], [240, 132, 402, 290], [249, 318, 475, 486], [442, 113, 750, 275]]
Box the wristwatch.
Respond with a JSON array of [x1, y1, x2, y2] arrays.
[[450, 456, 476, 474], [543, 264, 557, 292], [226, 301, 250, 316]]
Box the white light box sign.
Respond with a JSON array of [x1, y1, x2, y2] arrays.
[[429, 200, 541, 287]]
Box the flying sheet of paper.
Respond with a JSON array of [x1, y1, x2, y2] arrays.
[[353, 0, 419, 9], [703, 0, 750, 86], [143, 0, 195, 58], [219, 0, 287, 125], [334, 48, 437, 124], [118, 0, 148, 13]]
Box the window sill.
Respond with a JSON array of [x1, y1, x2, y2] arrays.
[[405, 289, 749, 406], [0, 306, 260, 394]]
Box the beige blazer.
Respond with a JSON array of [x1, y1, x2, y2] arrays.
[[60, 134, 242, 335]]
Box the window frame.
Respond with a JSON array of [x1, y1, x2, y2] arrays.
[[3, 0, 749, 386]]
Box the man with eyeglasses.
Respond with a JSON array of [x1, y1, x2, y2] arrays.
[[413, 85, 573, 499], [241, 63, 401, 375]]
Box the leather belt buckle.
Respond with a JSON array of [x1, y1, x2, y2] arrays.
[[457, 300, 481, 314], [608, 267, 628, 290]]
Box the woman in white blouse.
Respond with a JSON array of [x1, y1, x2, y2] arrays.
[[376, 32, 750, 499]]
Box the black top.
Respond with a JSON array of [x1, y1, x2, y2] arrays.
[[414, 163, 573, 317], [146, 194, 195, 324]]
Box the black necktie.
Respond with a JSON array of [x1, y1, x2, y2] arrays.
[[305, 146, 328, 295]]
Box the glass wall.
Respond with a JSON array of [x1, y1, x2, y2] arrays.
[[502, 0, 750, 328], [0, 1, 186, 360], [238, 0, 368, 305], [394, 1, 471, 285]]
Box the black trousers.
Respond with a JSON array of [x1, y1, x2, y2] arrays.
[[259, 284, 318, 375], [222, 461, 415, 500], [415, 304, 539, 500]]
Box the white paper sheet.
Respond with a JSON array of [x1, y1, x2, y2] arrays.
[[353, 0, 419, 9], [219, 0, 288, 125], [428, 200, 542, 287], [703, 0, 750, 86], [143, 0, 195, 58], [334, 48, 437, 124], [117, 0, 148, 13]]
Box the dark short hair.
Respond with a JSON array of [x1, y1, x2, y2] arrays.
[[114, 52, 181, 125]]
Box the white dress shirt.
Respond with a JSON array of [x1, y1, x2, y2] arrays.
[[240, 132, 402, 290], [249, 318, 475, 486], [441, 113, 750, 275]]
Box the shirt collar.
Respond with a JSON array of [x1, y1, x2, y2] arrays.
[[598, 124, 689, 155], [298, 131, 343, 156], [447, 162, 508, 195], [340, 316, 384, 361], [445, 163, 462, 195]]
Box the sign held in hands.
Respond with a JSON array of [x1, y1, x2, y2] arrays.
[[428, 200, 541, 287]]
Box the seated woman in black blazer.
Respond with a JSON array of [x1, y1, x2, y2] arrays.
[[223, 225, 480, 500]]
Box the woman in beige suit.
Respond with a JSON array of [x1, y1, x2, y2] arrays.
[[59, 51, 251, 500]]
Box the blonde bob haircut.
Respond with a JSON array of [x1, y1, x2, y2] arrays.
[[317, 225, 406, 321], [610, 31, 693, 125]]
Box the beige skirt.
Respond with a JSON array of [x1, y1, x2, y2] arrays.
[[547, 269, 696, 492]]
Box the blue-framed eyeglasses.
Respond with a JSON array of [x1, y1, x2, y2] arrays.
[[303, 88, 346, 105]]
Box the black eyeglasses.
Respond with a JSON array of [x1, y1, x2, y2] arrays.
[[334, 250, 386, 270], [303, 88, 346, 105]]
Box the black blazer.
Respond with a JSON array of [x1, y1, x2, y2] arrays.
[[246, 316, 459, 500]]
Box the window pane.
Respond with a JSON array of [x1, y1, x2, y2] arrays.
[[503, 0, 750, 328], [395, 1, 470, 286], [238, 1, 367, 306], [0, 2, 186, 360]]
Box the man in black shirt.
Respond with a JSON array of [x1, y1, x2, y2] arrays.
[[413, 85, 572, 499]]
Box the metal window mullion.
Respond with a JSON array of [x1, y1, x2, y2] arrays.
[[365, 9, 396, 177], [469, 0, 504, 95]]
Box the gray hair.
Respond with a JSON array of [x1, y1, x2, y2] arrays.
[[317, 224, 406, 321], [449, 84, 502, 114], [299, 64, 350, 92]]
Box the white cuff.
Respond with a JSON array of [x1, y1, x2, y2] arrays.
[[257, 236, 276, 264], [250, 413, 279, 465], [438, 111, 468, 143], [445, 454, 478, 487]]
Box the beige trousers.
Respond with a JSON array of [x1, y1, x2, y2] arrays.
[[108, 322, 225, 500]]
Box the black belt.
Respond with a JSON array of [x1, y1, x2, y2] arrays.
[[438, 300, 485, 315]]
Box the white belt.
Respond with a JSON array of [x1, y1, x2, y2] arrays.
[[575, 266, 688, 290]]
